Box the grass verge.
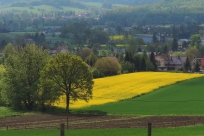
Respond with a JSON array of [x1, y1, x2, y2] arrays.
[[1, 125, 204, 136]]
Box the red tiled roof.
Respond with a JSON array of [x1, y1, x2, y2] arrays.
[[201, 58, 204, 67], [57, 46, 67, 51], [50, 50, 57, 54]]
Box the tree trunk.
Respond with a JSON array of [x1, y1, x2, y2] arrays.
[[66, 93, 70, 129]]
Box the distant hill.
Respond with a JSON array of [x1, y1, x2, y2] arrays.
[[77, 0, 163, 6], [0, 0, 87, 9], [0, 0, 163, 8], [99, 0, 204, 25]]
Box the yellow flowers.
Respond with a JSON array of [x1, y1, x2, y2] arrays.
[[109, 35, 133, 40], [54, 72, 204, 109], [109, 35, 124, 40]]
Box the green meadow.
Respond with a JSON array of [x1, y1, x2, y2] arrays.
[[1, 125, 204, 136], [74, 76, 204, 115]]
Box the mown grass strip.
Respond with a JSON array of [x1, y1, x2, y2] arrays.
[[1, 125, 204, 136]]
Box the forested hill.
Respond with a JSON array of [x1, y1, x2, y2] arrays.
[[0, 0, 162, 7], [77, 0, 163, 6], [99, 0, 204, 25], [0, 0, 86, 9]]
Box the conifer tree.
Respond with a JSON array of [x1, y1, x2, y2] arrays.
[[141, 56, 146, 71], [184, 57, 191, 72], [194, 60, 200, 72]]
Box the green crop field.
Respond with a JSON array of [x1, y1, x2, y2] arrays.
[[74, 76, 204, 115], [0, 32, 35, 39], [1, 125, 204, 136]]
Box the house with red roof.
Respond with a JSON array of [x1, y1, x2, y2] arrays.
[[56, 46, 68, 53], [201, 58, 204, 69], [49, 46, 68, 56]]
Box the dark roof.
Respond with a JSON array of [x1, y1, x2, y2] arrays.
[[169, 56, 186, 65], [113, 48, 125, 54]]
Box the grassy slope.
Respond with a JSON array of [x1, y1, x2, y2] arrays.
[[75, 76, 204, 115], [1, 125, 204, 136]]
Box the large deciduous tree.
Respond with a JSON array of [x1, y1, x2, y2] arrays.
[[190, 34, 201, 48], [76, 47, 92, 61], [0, 65, 5, 105], [2, 44, 50, 110], [184, 47, 201, 62], [120, 61, 135, 73], [40, 52, 94, 128], [94, 57, 121, 76]]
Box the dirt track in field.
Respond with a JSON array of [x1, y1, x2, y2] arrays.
[[0, 114, 204, 130]]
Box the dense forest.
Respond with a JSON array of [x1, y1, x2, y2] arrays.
[[99, 0, 204, 25]]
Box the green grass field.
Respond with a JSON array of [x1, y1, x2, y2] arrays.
[[0, 32, 35, 39], [73, 76, 204, 115], [1, 125, 204, 136]]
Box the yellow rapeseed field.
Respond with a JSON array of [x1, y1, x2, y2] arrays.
[[54, 72, 204, 109], [109, 35, 124, 40]]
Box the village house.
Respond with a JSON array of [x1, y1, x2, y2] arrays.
[[200, 58, 204, 70], [155, 53, 167, 71], [42, 29, 54, 35], [156, 54, 187, 71], [50, 46, 68, 56], [57, 46, 68, 53], [165, 56, 187, 71], [113, 48, 126, 55], [24, 38, 34, 44], [49, 50, 57, 56]]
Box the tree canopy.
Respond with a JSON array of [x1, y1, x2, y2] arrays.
[[94, 57, 121, 76], [40, 52, 93, 128], [2, 44, 50, 110], [40, 52, 94, 108]]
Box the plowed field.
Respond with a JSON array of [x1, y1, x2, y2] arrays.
[[1, 114, 204, 130]]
